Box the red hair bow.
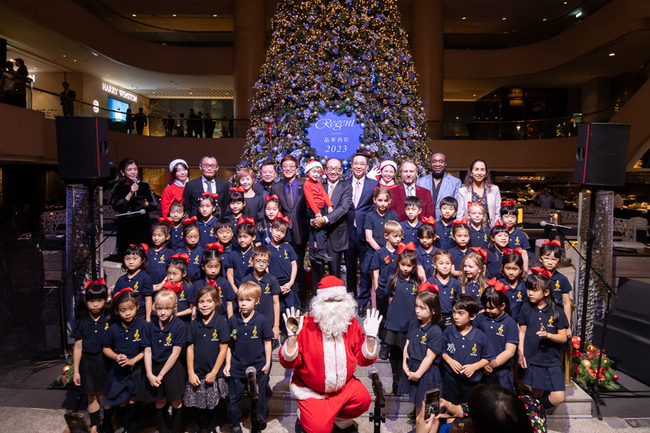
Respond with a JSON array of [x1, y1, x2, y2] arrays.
[[171, 253, 190, 263], [452, 218, 468, 227], [486, 277, 508, 294], [398, 242, 416, 254], [274, 212, 290, 223], [205, 242, 223, 253], [163, 280, 184, 294], [501, 200, 516, 207], [542, 239, 562, 248], [172, 198, 185, 204], [503, 247, 523, 255], [182, 216, 198, 226], [530, 267, 552, 278], [467, 201, 482, 208], [85, 278, 106, 289], [266, 194, 279, 201], [157, 217, 174, 226], [131, 243, 149, 254], [419, 281, 439, 293], [114, 287, 134, 298], [201, 192, 219, 200], [230, 187, 245, 193], [238, 217, 255, 226], [207, 280, 218, 286], [420, 216, 436, 225], [494, 220, 503, 227], [469, 247, 488, 262]]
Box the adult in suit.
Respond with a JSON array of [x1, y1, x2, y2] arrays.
[[253, 161, 277, 198], [134, 107, 147, 135], [456, 159, 502, 227], [416, 152, 462, 220], [389, 160, 435, 222], [60, 82, 76, 116], [311, 158, 352, 288], [182, 154, 230, 217], [271, 155, 309, 304], [345, 154, 379, 315]]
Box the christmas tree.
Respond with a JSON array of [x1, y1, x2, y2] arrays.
[[238, 0, 431, 177]]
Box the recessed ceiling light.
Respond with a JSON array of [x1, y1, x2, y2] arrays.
[[609, 52, 616, 57], [63, 54, 66, 57], [91, 52, 98, 56], [461, 16, 466, 20], [190, 92, 192, 95], [502, 17, 507, 20], [132, 14, 136, 17], [153, 91, 155, 94], [213, 14, 218, 17], [542, 18, 547, 21], [73, 59, 77, 62], [575, 11, 582, 17], [172, 14, 177, 17], [564, 1, 568, 4], [106, 74, 111, 76]]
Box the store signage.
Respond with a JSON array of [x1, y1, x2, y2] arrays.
[[307, 111, 362, 160], [102, 83, 138, 102]]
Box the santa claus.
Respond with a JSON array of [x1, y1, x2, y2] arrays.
[[279, 276, 382, 433]]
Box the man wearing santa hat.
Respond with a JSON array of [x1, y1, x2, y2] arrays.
[[279, 276, 382, 433]]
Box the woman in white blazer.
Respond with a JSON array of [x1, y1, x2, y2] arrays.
[[456, 159, 501, 227]]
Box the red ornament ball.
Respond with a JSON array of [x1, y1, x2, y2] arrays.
[[614, 374, 619, 381]]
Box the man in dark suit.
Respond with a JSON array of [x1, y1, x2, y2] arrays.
[[346, 154, 379, 315], [271, 155, 308, 304], [134, 107, 148, 135], [253, 161, 277, 198], [60, 82, 76, 116], [182, 154, 230, 216], [389, 159, 436, 222], [311, 158, 352, 289]]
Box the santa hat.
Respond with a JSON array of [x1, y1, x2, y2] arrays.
[[379, 160, 397, 172], [317, 275, 347, 300], [304, 160, 323, 174]]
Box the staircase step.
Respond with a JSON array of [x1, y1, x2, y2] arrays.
[[546, 383, 593, 419]]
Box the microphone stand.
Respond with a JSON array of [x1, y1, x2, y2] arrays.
[[248, 371, 261, 433], [368, 372, 385, 433]]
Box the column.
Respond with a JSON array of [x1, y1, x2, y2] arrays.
[[411, 0, 444, 139]]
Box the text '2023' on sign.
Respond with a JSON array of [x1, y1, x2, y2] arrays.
[[307, 110, 363, 160]]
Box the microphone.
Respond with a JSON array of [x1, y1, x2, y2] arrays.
[[540, 220, 573, 230], [368, 367, 385, 407], [246, 366, 259, 401], [115, 209, 146, 218]]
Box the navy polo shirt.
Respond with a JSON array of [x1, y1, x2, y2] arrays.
[[176, 246, 205, 281], [71, 313, 109, 354], [499, 278, 527, 323], [141, 316, 187, 363], [429, 276, 460, 314], [474, 312, 519, 369], [261, 226, 292, 247], [518, 302, 569, 367], [401, 220, 422, 247], [187, 313, 230, 379], [267, 242, 297, 285], [113, 271, 153, 319], [406, 321, 443, 364], [449, 246, 469, 272], [550, 271, 572, 303], [171, 224, 184, 250], [386, 276, 418, 332], [370, 247, 399, 295], [241, 272, 281, 325], [443, 326, 495, 382], [416, 246, 438, 280], [147, 247, 173, 285], [221, 243, 234, 266], [193, 276, 236, 317], [507, 228, 531, 250], [101, 317, 146, 358], [364, 209, 400, 254], [485, 249, 504, 280], [198, 217, 218, 248], [177, 281, 194, 317], [224, 247, 254, 287], [464, 281, 482, 304], [469, 225, 489, 249], [435, 220, 455, 251], [228, 311, 273, 378]]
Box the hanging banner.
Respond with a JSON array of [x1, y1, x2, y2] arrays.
[[307, 110, 362, 160]]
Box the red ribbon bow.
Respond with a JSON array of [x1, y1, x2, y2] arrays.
[[230, 187, 245, 193], [486, 277, 508, 294], [205, 242, 224, 253], [503, 247, 523, 255], [274, 212, 290, 223], [266, 194, 279, 201], [172, 198, 185, 204], [501, 200, 516, 207], [469, 247, 488, 262], [530, 267, 552, 278], [84, 278, 106, 289], [398, 242, 416, 255], [114, 287, 134, 298], [238, 217, 255, 226], [208, 280, 218, 287], [542, 239, 562, 248], [157, 217, 174, 226], [170, 253, 190, 263], [131, 243, 149, 254], [467, 201, 482, 208], [182, 216, 198, 226], [452, 218, 468, 227], [163, 280, 184, 294], [420, 216, 436, 225], [201, 192, 219, 200], [419, 281, 439, 293], [494, 220, 503, 227]]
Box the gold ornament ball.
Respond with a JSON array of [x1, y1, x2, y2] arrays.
[[582, 359, 591, 368], [63, 365, 70, 372]]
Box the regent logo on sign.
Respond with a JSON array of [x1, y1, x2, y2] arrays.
[[307, 111, 362, 160]]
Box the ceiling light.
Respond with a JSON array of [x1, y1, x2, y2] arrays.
[[563, 1, 568, 4], [609, 52, 616, 57], [73, 59, 77, 62], [63, 54, 66, 57], [542, 18, 547, 22], [91, 52, 98, 56], [502, 17, 507, 20], [575, 11, 582, 17], [213, 14, 218, 17], [172, 14, 177, 17], [106, 74, 111, 76], [461, 16, 466, 20], [132, 14, 136, 17]]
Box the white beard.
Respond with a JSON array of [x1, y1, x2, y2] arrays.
[[311, 292, 357, 338]]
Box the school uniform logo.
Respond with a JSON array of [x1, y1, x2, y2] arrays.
[[450, 287, 454, 297], [133, 329, 141, 342], [421, 334, 427, 344], [180, 291, 185, 300], [165, 332, 172, 346], [212, 329, 218, 341], [159, 255, 165, 263], [411, 285, 417, 295], [548, 317, 555, 328], [517, 291, 522, 301], [133, 282, 139, 292], [470, 343, 478, 356], [483, 234, 487, 242], [284, 250, 289, 259], [515, 236, 520, 245], [383, 256, 392, 265], [554, 280, 560, 291], [446, 343, 456, 355], [104, 323, 109, 331], [497, 325, 504, 336], [252, 326, 258, 338], [210, 228, 214, 237], [248, 257, 253, 267], [265, 284, 270, 293], [194, 255, 200, 264]]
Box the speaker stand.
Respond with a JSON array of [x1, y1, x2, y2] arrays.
[[84, 180, 99, 281]]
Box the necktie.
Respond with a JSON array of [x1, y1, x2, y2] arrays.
[[328, 183, 334, 199], [353, 181, 361, 208], [287, 183, 294, 209]]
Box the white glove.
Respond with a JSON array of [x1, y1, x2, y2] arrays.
[[363, 308, 382, 338], [282, 307, 303, 337]]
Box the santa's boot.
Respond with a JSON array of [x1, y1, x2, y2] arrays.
[[295, 417, 307, 433]]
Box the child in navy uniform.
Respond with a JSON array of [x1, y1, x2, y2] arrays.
[[168, 200, 186, 251], [224, 190, 247, 226], [397, 286, 443, 413], [400, 196, 423, 246], [442, 294, 495, 405], [519, 273, 569, 411], [137, 290, 187, 433], [467, 202, 489, 249], [225, 281, 273, 433], [185, 285, 230, 433], [426, 250, 460, 330], [435, 196, 458, 251], [500, 200, 530, 272], [194, 246, 236, 318], [102, 289, 145, 433], [241, 246, 281, 340], [460, 249, 487, 304], [71, 280, 109, 432], [485, 223, 509, 279], [149, 220, 173, 293], [266, 216, 300, 310], [258, 195, 292, 246], [538, 240, 573, 340], [163, 256, 194, 321], [215, 218, 237, 258], [364, 187, 399, 296], [177, 220, 205, 281], [415, 221, 437, 281], [197, 193, 221, 248], [499, 251, 527, 322], [114, 244, 153, 321], [224, 220, 256, 294], [450, 220, 470, 278], [475, 284, 519, 391]]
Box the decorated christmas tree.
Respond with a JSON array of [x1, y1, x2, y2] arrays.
[[238, 0, 431, 177]]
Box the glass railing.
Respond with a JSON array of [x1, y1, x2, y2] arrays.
[[425, 117, 578, 140]]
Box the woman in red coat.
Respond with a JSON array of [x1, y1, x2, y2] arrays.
[[161, 158, 189, 217]]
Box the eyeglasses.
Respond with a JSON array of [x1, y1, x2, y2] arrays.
[[326, 167, 342, 173], [352, 161, 367, 167], [201, 164, 217, 169], [253, 259, 269, 264], [540, 257, 559, 262]]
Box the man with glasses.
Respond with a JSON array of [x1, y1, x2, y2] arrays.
[[183, 153, 230, 216], [254, 161, 278, 198], [416, 152, 461, 220]]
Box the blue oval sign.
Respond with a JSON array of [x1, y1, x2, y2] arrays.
[[307, 111, 362, 160]]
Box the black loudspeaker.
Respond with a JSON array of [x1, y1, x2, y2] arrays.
[[55, 116, 110, 180], [574, 122, 630, 187]]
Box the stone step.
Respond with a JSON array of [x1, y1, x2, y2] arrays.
[[546, 383, 593, 419]]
